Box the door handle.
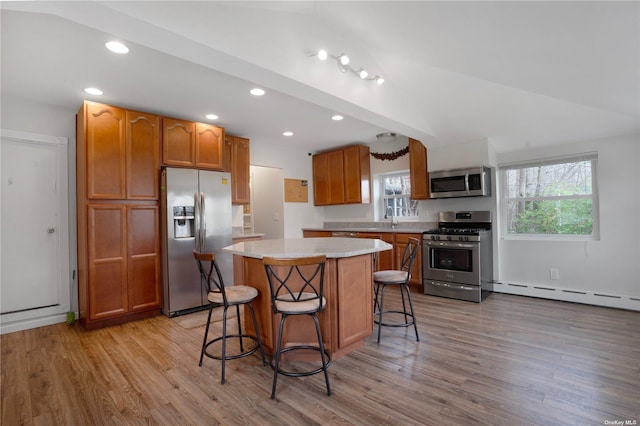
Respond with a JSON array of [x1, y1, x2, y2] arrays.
[[48, 227, 55, 234]]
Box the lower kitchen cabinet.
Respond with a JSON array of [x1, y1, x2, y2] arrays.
[[81, 203, 161, 328], [302, 230, 421, 287]]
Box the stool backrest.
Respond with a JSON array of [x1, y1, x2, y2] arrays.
[[193, 250, 227, 304], [263, 255, 327, 312]]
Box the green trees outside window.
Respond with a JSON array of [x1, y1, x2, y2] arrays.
[[502, 156, 597, 236]]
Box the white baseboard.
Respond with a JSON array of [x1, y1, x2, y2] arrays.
[[491, 281, 640, 311], [0, 312, 71, 335]]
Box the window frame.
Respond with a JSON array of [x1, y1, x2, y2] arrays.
[[499, 153, 600, 241], [379, 171, 419, 221]]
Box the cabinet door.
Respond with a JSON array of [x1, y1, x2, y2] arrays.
[[343, 145, 371, 204], [312, 152, 330, 205], [337, 255, 373, 349], [128, 205, 161, 311], [88, 205, 128, 320], [313, 150, 345, 205], [409, 138, 429, 200], [395, 233, 422, 286], [231, 136, 251, 204], [222, 135, 233, 172], [86, 102, 126, 199], [196, 123, 224, 170], [127, 111, 160, 200], [163, 118, 195, 167], [302, 230, 332, 238]]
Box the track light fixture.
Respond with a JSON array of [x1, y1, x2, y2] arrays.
[[310, 49, 384, 85]]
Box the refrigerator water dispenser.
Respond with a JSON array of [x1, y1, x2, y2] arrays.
[[173, 206, 195, 238]]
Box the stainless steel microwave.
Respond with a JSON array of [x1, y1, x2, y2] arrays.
[[429, 166, 491, 199]]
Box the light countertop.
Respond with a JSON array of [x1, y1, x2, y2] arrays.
[[223, 237, 392, 259]]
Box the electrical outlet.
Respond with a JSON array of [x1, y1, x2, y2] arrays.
[[550, 268, 560, 280]]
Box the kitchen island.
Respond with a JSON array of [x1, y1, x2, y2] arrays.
[[223, 238, 392, 359]]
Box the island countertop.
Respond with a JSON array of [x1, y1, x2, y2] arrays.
[[222, 237, 392, 259]]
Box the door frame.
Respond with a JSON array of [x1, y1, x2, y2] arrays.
[[1, 129, 70, 334]]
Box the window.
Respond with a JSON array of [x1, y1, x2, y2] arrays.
[[500, 154, 598, 238], [381, 172, 418, 219]]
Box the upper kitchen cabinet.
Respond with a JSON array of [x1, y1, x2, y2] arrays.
[[409, 138, 429, 200], [163, 118, 224, 170], [127, 111, 161, 200], [313, 145, 371, 206], [313, 149, 344, 205], [162, 117, 195, 167], [79, 101, 159, 200], [227, 135, 251, 204], [343, 145, 371, 204], [196, 122, 224, 170]]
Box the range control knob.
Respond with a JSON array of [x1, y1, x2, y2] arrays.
[[446, 236, 452, 241]]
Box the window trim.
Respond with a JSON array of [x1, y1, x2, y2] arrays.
[[499, 153, 600, 241]]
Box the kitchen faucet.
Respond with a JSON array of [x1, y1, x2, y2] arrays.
[[385, 206, 397, 228]]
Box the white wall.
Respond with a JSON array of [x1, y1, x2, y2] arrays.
[[250, 165, 284, 239], [495, 134, 640, 309], [249, 140, 324, 238]]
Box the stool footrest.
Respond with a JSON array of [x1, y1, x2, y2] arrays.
[[374, 309, 417, 328], [270, 345, 332, 377], [203, 334, 261, 361]]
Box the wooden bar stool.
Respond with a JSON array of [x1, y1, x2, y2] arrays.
[[373, 237, 420, 343], [263, 255, 331, 399], [193, 250, 266, 384]]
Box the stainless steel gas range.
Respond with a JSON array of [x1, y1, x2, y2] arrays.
[[422, 211, 493, 302]]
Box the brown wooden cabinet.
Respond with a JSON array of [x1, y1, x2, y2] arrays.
[[162, 118, 224, 170], [302, 230, 332, 238], [85, 102, 126, 199], [312, 145, 370, 206], [312, 149, 344, 205], [409, 138, 430, 200], [229, 136, 250, 204], [77, 100, 162, 329], [343, 145, 371, 204], [196, 122, 224, 170], [162, 118, 195, 167], [357, 232, 394, 271], [302, 230, 421, 286]]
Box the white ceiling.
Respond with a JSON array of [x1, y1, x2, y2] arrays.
[[2, 1, 639, 153]]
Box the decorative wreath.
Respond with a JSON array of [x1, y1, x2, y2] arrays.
[[370, 145, 409, 161]]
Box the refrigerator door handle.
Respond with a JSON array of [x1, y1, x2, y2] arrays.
[[194, 191, 201, 251], [200, 192, 206, 251]]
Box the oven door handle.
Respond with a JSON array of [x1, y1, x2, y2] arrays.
[[424, 241, 476, 249]]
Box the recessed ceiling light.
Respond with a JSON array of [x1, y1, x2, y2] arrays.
[[250, 88, 265, 96], [84, 87, 103, 96], [205, 114, 219, 120], [331, 115, 343, 121], [283, 131, 294, 136], [105, 41, 129, 54]]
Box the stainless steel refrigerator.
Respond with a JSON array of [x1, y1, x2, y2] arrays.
[[161, 167, 233, 316]]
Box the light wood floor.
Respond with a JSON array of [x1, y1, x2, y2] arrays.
[[2, 292, 639, 425]]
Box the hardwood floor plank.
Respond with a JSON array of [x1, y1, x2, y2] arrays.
[[2, 292, 638, 425]]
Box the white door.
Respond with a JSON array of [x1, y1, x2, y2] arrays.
[[1, 130, 69, 334]]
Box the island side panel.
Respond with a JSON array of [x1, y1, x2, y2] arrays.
[[337, 254, 373, 350], [242, 256, 273, 353], [240, 253, 373, 359]]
